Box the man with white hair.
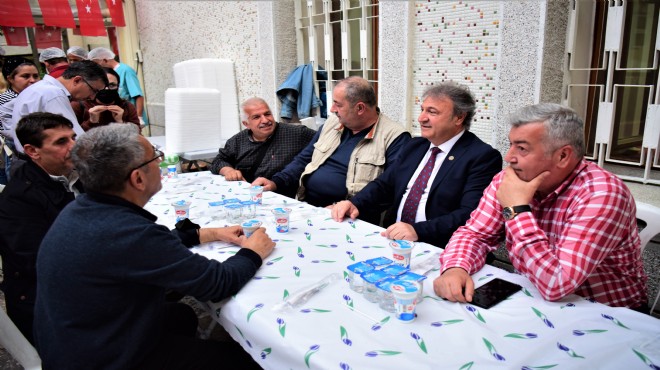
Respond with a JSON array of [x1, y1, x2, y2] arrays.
[[88, 47, 147, 125], [211, 97, 316, 182], [39, 47, 69, 78]]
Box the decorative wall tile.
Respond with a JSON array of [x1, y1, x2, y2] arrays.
[[411, 1, 500, 143]]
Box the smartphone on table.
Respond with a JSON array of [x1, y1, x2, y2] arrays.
[[470, 278, 522, 309]]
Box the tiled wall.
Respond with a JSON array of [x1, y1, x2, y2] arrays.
[[410, 1, 501, 143]]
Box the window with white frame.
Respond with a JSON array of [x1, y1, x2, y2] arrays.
[[565, 0, 659, 184], [294, 0, 380, 118]]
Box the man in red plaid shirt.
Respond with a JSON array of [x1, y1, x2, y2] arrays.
[[434, 103, 648, 309]]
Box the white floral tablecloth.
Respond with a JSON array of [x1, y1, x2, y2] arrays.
[[145, 172, 660, 370]]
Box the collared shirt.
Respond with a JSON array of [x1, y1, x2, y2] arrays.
[[304, 125, 373, 206], [49, 170, 81, 196], [210, 122, 316, 182], [440, 160, 647, 308], [10, 75, 84, 152], [396, 130, 465, 222]]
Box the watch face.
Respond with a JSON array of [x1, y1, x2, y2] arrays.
[[502, 207, 514, 220]]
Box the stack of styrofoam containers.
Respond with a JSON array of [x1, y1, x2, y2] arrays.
[[165, 58, 241, 153]]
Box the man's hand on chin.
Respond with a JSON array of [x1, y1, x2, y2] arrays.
[[496, 167, 549, 207]]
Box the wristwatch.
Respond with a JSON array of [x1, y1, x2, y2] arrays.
[[502, 205, 532, 220]]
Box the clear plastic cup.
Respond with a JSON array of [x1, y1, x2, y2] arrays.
[[389, 240, 415, 268], [250, 185, 263, 205], [346, 262, 374, 293], [360, 270, 389, 303], [208, 200, 226, 219], [171, 200, 191, 221], [241, 219, 262, 238], [241, 200, 256, 218], [272, 207, 291, 233], [225, 203, 243, 224], [376, 277, 398, 313], [391, 280, 420, 323]]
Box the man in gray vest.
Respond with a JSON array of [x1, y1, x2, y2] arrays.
[[253, 76, 410, 224]]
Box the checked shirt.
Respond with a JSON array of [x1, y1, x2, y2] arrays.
[[440, 160, 647, 308]]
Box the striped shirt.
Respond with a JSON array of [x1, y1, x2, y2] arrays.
[[441, 160, 647, 308]]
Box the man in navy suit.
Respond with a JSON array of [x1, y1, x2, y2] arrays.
[[331, 82, 502, 247]]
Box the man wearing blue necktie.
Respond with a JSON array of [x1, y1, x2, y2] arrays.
[[332, 82, 502, 248]]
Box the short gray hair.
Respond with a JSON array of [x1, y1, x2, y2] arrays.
[[421, 82, 476, 129], [508, 103, 585, 158], [240, 97, 270, 122], [72, 124, 145, 193]]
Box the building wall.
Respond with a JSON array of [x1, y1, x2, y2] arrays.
[[379, 0, 569, 153], [135, 0, 269, 135]]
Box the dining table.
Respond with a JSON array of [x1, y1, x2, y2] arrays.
[[145, 171, 660, 370]]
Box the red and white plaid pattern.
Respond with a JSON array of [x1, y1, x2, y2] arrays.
[[441, 160, 647, 308]]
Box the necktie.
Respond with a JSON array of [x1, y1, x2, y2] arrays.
[[400, 147, 441, 224]]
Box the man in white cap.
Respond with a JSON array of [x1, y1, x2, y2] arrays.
[[66, 46, 88, 63], [39, 47, 69, 78], [88, 47, 147, 125]]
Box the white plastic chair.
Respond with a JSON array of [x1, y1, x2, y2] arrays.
[[0, 307, 41, 370], [636, 202, 660, 314]]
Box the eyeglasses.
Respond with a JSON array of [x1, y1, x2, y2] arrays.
[[82, 78, 102, 97], [126, 147, 164, 179]]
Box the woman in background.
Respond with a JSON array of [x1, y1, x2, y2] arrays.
[[0, 57, 40, 106], [72, 67, 140, 132], [0, 57, 40, 184]]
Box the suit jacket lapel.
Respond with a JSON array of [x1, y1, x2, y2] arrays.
[[395, 141, 431, 200], [429, 132, 475, 193]]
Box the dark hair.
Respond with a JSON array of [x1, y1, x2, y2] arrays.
[[62, 60, 109, 85], [2, 56, 36, 80], [72, 124, 145, 193], [336, 76, 377, 107], [421, 82, 476, 129], [16, 112, 74, 148], [103, 67, 120, 85]]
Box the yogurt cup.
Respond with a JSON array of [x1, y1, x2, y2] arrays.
[[389, 240, 415, 268], [271, 207, 292, 233], [250, 185, 264, 205], [398, 271, 428, 301], [171, 200, 191, 222], [390, 280, 420, 323], [241, 219, 262, 238]]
